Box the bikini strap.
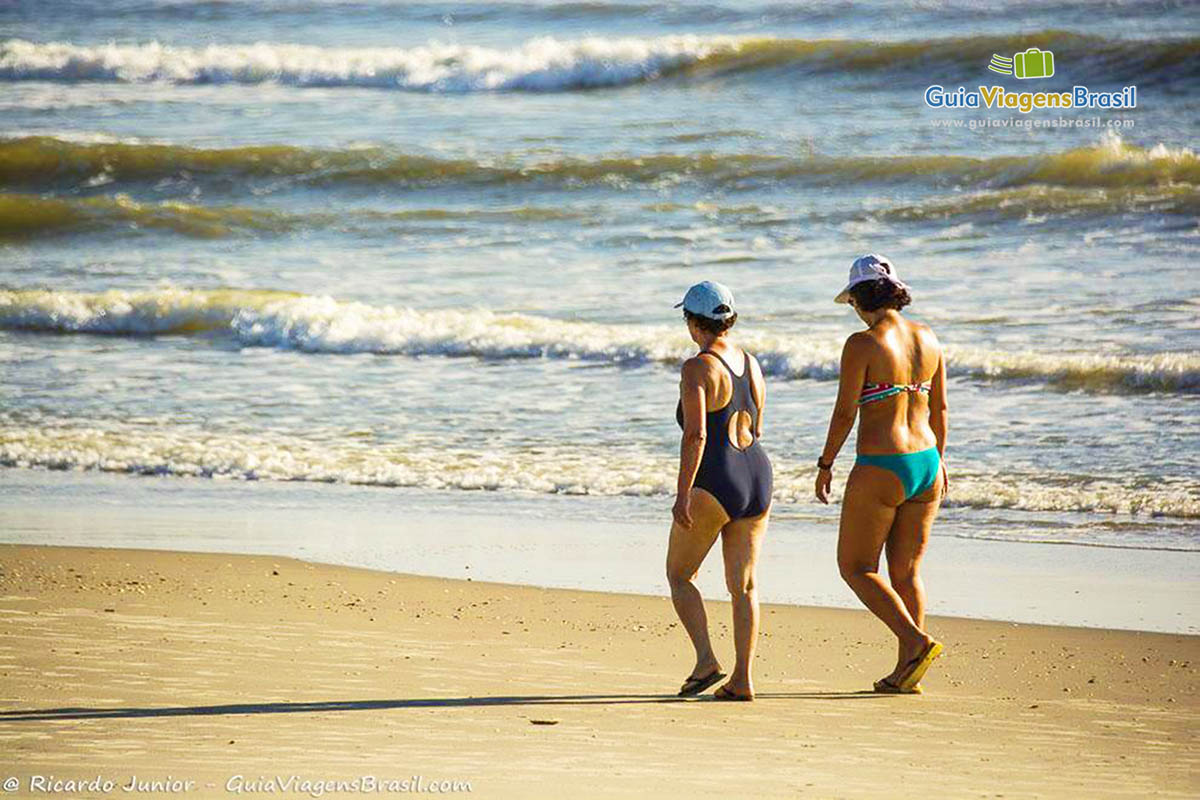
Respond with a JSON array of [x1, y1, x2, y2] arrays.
[[859, 379, 931, 405], [863, 379, 931, 391]]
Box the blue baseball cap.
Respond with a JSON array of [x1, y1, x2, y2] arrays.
[[674, 280, 736, 320]]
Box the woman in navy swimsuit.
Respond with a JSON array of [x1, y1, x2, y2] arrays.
[[667, 280, 773, 702]]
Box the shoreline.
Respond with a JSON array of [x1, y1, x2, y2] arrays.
[[1, 543, 1197, 798], [1, 469, 1196, 635], [2, 540, 1184, 637]]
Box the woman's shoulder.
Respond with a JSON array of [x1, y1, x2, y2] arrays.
[[682, 349, 725, 366], [906, 316, 934, 334], [745, 349, 764, 374], [843, 329, 878, 353], [906, 317, 941, 347], [680, 351, 723, 378]]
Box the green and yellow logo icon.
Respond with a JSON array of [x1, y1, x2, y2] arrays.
[[988, 48, 1055, 79]]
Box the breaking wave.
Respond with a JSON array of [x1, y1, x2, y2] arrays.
[[0, 192, 293, 239], [0, 192, 583, 240], [1, 420, 1196, 519], [0, 32, 1194, 91], [2, 134, 1196, 193], [2, 288, 1197, 393], [0, 35, 741, 92], [871, 184, 1200, 223]]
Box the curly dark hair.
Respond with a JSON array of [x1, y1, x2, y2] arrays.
[[848, 279, 911, 312], [684, 308, 738, 335]]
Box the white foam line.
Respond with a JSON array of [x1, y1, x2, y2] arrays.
[[1, 422, 1196, 519], [2, 288, 1198, 392], [0, 36, 744, 92]]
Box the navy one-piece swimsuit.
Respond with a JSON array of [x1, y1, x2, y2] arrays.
[[676, 350, 774, 520]]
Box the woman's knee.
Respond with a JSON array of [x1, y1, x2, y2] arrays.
[[666, 561, 696, 589], [725, 570, 755, 598], [889, 564, 920, 593], [838, 555, 874, 583]]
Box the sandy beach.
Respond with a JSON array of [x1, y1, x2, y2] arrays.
[[0, 543, 1195, 799], [3, 1, 1197, 798]]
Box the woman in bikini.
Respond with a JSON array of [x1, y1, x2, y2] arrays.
[[667, 280, 773, 702], [816, 254, 947, 694]]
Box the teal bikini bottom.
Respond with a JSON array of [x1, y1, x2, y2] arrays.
[[855, 447, 941, 501]]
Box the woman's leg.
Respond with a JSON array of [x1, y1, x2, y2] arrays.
[[719, 507, 769, 697], [666, 488, 729, 679], [837, 465, 931, 666], [884, 471, 943, 675], [886, 480, 942, 629]]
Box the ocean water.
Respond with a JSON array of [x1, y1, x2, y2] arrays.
[[1, 0, 1198, 555]]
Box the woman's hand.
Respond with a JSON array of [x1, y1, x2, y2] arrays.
[[814, 467, 832, 504], [672, 492, 693, 529], [941, 462, 949, 497]]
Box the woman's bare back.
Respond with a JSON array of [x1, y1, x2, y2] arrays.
[[855, 316, 942, 455]]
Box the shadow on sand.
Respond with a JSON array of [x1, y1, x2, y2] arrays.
[[0, 691, 888, 722]]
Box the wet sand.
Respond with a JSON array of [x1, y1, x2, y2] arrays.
[[0, 544, 1196, 798]]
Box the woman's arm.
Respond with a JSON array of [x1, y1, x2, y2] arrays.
[[929, 348, 949, 494], [674, 357, 710, 527], [815, 335, 869, 504], [929, 350, 948, 456]]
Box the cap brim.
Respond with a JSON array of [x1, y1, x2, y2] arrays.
[[834, 286, 852, 304], [673, 300, 684, 308]]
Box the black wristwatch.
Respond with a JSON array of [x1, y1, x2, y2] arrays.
[[816, 458, 834, 471]]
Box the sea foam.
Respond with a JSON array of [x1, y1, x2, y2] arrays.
[[2, 288, 1197, 393], [0, 36, 737, 92], [1, 33, 1195, 91], [2, 420, 1196, 520]]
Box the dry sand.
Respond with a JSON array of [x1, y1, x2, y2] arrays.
[[0, 544, 1196, 798]]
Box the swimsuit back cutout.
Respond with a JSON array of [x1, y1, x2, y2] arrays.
[[675, 349, 773, 520], [858, 380, 931, 406], [705, 349, 757, 435], [675, 350, 757, 442]]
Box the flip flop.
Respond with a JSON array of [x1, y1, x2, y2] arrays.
[[678, 669, 726, 697], [873, 676, 923, 695], [897, 640, 944, 692], [712, 684, 754, 702]]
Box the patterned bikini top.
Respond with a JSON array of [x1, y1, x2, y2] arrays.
[[858, 380, 931, 406]]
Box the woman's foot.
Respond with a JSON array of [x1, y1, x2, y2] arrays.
[[688, 657, 722, 683], [887, 633, 934, 683], [715, 671, 753, 698], [889, 637, 944, 691], [677, 657, 723, 694], [713, 682, 754, 702], [678, 663, 725, 697], [873, 675, 923, 694]]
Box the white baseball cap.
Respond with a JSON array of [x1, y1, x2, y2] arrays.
[[834, 253, 909, 304], [674, 280, 736, 320]]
